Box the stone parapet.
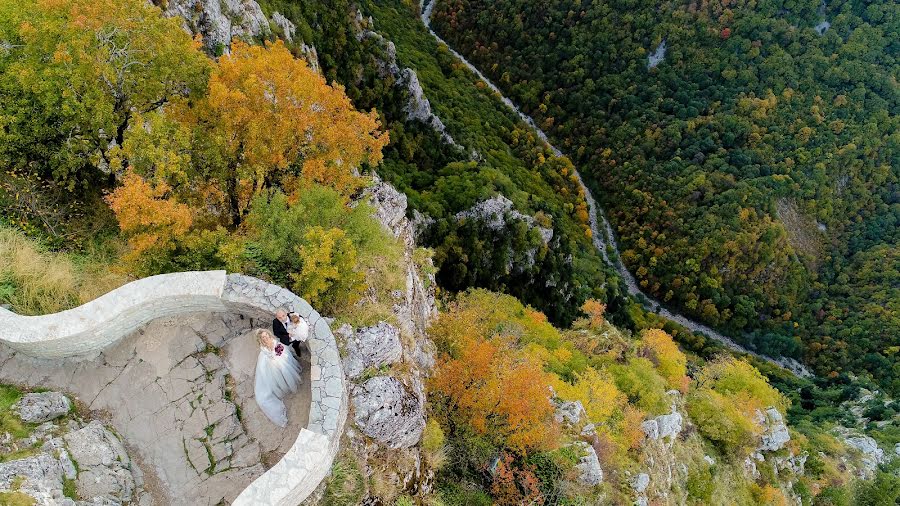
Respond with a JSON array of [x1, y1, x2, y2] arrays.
[[0, 270, 346, 506]]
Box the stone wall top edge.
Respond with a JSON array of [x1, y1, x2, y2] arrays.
[[0, 271, 228, 342]]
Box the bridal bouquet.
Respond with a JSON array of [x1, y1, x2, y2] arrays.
[[275, 344, 284, 356]]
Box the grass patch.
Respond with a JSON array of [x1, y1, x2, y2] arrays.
[[0, 491, 36, 506], [62, 476, 79, 500], [321, 450, 365, 506], [0, 226, 127, 315], [0, 385, 32, 439]]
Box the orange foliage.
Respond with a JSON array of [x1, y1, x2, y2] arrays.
[[430, 308, 559, 453], [105, 169, 192, 260], [581, 299, 606, 328], [490, 453, 544, 506], [182, 40, 388, 223]]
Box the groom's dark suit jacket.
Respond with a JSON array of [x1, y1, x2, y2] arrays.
[[272, 318, 291, 346]]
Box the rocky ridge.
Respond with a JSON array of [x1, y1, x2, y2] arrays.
[[353, 10, 460, 148], [163, 0, 320, 71], [316, 176, 439, 501]]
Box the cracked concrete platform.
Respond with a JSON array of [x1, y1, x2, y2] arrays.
[[0, 312, 311, 505]]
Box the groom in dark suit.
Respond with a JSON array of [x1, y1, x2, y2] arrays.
[[272, 308, 302, 358]]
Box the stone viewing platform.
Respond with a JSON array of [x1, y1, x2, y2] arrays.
[[0, 271, 347, 505]]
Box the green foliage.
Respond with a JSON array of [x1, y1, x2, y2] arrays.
[[394, 496, 414, 506], [686, 465, 714, 504], [430, 0, 900, 394], [321, 451, 365, 506], [422, 419, 446, 454], [259, 0, 621, 324], [853, 470, 900, 506], [0, 0, 210, 189], [687, 357, 788, 456], [436, 483, 493, 506], [610, 358, 670, 415], [0, 491, 36, 506], [227, 187, 402, 317], [0, 384, 29, 439], [291, 226, 365, 310]]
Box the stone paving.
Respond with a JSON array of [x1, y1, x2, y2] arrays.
[[0, 312, 311, 505]]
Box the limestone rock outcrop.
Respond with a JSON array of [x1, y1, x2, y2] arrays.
[[756, 407, 790, 452], [0, 391, 145, 506], [164, 0, 269, 55], [843, 434, 887, 477], [574, 442, 603, 486], [13, 392, 70, 424], [553, 399, 586, 427], [641, 405, 683, 443], [344, 322, 403, 379], [455, 196, 553, 244], [352, 376, 425, 449], [353, 10, 459, 148], [63, 421, 137, 502]]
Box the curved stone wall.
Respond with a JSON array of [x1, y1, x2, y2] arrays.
[[0, 271, 347, 506]]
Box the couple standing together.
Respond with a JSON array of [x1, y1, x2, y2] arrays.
[[254, 309, 309, 427]]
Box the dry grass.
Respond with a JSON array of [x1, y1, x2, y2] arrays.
[[0, 227, 127, 315], [775, 198, 824, 269]]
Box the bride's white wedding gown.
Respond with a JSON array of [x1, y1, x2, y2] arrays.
[[254, 344, 303, 427]]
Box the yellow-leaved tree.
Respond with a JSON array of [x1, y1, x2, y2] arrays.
[[639, 328, 689, 392], [183, 40, 388, 226], [687, 357, 788, 456]]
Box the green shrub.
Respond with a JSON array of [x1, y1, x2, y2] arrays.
[[686, 466, 714, 503], [610, 358, 669, 415], [422, 419, 446, 453], [686, 390, 755, 456], [394, 495, 415, 506]]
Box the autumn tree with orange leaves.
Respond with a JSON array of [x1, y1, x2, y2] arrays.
[[183, 40, 388, 226], [429, 294, 560, 454], [107, 38, 390, 268]]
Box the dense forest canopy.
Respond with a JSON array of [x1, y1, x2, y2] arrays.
[[430, 0, 900, 393]]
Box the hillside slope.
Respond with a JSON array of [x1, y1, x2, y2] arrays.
[[429, 0, 900, 393]]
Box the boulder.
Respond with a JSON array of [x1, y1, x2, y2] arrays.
[[0, 453, 65, 504], [344, 322, 403, 379], [553, 399, 586, 426], [352, 376, 425, 449], [63, 421, 136, 502], [574, 442, 603, 486], [632, 472, 650, 494], [641, 405, 682, 443], [13, 391, 70, 423], [756, 407, 790, 452], [844, 435, 886, 476], [366, 181, 408, 238]]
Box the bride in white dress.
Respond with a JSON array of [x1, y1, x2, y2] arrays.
[[254, 329, 302, 427]]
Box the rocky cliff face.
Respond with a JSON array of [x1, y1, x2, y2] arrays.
[[164, 0, 269, 54], [315, 177, 439, 502], [163, 0, 320, 71]]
